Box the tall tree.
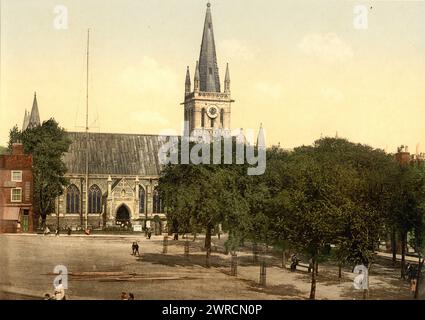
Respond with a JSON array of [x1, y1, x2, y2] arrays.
[[9, 119, 71, 227], [7, 125, 21, 151]]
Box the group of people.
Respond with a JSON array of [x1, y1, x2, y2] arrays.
[[43, 280, 66, 300], [42, 226, 74, 236], [121, 292, 135, 300]]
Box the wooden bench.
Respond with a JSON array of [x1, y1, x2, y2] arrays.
[[295, 262, 312, 273]]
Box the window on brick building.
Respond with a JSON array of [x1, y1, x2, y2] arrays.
[[66, 184, 80, 213], [11, 188, 22, 202], [11, 171, 22, 182]]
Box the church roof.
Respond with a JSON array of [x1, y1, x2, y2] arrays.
[[63, 132, 169, 176], [198, 3, 221, 93]]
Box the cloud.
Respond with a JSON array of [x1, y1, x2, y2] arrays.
[[130, 109, 170, 126], [255, 82, 282, 99], [119, 56, 179, 95], [219, 39, 257, 62], [298, 33, 354, 63], [320, 87, 345, 102]]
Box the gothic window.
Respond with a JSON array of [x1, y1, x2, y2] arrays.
[[201, 108, 206, 127], [153, 188, 163, 213], [66, 184, 80, 214], [88, 184, 102, 213], [139, 186, 145, 214], [220, 109, 224, 127], [211, 118, 215, 128], [209, 68, 213, 75]]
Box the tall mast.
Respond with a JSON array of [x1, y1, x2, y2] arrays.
[[84, 29, 90, 230]]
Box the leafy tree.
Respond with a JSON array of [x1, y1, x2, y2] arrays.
[[9, 119, 71, 227], [7, 125, 21, 151]]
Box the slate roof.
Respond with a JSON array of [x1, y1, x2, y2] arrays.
[[63, 132, 170, 176]]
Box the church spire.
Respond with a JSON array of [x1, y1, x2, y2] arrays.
[[185, 66, 191, 95], [27, 92, 41, 129], [224, 63, 230, 93], [198, 2, 220, 93]]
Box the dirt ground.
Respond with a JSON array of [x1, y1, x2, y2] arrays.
[[0, 233, 418, 300]]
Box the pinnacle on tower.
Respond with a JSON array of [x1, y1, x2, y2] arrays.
[[224, 63, 231, 93], [27, 92, 41, 129], [198, 2, 220, 92], [185, 66, 191, 95], [194, 61, 200, 92]]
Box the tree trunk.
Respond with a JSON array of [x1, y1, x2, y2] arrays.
[[41, 212, 47, 229], [414, 257, 423, 299], [309, 258, 317, 300], [315, 261, 319, 275], [252, 242, 258, 263], [338, 264, 342, 280], [401, 232, 407, 279], [205, 225, 212, 268], [391, 228, 397, 266]]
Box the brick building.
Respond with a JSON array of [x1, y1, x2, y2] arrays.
[[0, 143, 34, 233]]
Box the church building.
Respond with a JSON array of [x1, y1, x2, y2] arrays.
[[23, 3, 234, 233]]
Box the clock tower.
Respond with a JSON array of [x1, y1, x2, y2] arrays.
[[183, 2, 234, 138]]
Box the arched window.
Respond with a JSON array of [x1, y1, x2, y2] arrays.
[[139, 186, 145, 214], [66, 184, 80, 213], [153, 188, 163, 213], [201, 108, 206, 127], [88, 184, 102, 213], [220, 109, 224, 127]]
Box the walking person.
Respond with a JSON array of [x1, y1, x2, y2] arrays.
[[290, 253, 299, 271], [128, 293, 135, 300], [121, 292, 128, 300], [134, 241, 140, 256], [43, 226, 50, 236]]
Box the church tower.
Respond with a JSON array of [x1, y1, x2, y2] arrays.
[[183, 2, 234, 137]]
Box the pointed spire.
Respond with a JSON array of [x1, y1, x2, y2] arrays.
[[194, 61, 200, 92], [27, 92, 41, 129], [22, 109, 29, 131], [224, 63, 231, 93], [198, 2, 220, 92], [185, 66, 191, 95]]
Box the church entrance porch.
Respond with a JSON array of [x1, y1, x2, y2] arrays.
[[116, 204, 131, 228]]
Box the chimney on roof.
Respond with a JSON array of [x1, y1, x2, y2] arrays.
[[11, 142, 24, 155]]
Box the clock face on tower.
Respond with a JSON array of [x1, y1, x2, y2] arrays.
[[206, 105, 219, 119]]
